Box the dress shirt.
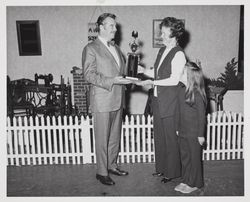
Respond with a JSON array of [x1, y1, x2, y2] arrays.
[[153, 48, 186, 97], [98, 36, 120, 67]]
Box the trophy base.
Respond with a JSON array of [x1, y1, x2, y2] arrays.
[[122, 76, 139, 81], [137, 73, 154, 81]]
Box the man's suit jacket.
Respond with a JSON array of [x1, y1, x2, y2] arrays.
[[82, 38, 126, 113]]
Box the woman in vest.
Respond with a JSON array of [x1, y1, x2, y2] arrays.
[[136, 17, 186, 183]]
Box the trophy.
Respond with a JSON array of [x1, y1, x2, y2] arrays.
[[126, 31, 140, 79]]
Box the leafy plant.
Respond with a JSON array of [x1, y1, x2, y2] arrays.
[[207, 58, 243, 90]]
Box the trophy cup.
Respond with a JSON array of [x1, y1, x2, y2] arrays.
[[126, 31, 140, 80]]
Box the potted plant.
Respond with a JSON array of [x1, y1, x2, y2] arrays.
[[206, 57, 243, 90], [205, 57, 244, 112]]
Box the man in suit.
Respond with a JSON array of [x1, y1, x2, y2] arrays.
[[82, 13, 131, 186]]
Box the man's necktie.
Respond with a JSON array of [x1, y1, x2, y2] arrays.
[[107, 40, 115, 47]]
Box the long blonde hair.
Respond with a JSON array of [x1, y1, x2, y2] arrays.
[[185, 61, 207, 106]]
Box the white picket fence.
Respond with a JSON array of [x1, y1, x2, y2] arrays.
[[6, 111, 244, 166]]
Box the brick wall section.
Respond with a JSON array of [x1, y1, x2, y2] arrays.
[[71, 66, 90, 115]]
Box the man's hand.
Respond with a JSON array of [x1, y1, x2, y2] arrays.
[[134, 79, 153, 86], [113, 76, 133, 85], [198, 137, 205, 146]]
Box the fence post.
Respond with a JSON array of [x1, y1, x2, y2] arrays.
[[74, 116, 81, 164], [35, 116, 42, 165], [222, 113, 227, 160], [226, 112, 232, 160], [231, 113, 237, 159], [69, 116, 75, 164], [205, 114, 211, 160], [57, 116, 63, 164], [237, 113, 243, 159], [52, 116, 58, 164], [81, 115, 92, 163], [41, 116, 48, 164], [7, 117, 14, 165]]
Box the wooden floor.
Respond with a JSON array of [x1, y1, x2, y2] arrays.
[[7, 160, 244, 196]]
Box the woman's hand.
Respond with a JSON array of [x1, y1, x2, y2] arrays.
[[134, 80, 153, 86]]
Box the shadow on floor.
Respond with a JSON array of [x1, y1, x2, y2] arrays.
[[7, 160, 244, 196]]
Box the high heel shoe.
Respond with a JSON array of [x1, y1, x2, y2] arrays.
[[152, 172, 163, 177], [161, 177, 172, 183]]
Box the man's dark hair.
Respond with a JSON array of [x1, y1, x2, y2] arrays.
[[96, 13, 116, 32]]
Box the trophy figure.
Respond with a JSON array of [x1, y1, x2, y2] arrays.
[[127, 31, 140, 78]]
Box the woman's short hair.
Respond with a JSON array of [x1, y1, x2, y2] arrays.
[[96, 13, 116, 32], [160, 17, 185, 42]]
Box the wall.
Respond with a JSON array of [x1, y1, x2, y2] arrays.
[[223, 90, 244, 114], [7, 5, 241, 114], [209, 90, 244, 114]]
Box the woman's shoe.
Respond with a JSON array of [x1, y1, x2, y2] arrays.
[[152, 172, 163, 177], [161, 177, 172, 183]]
